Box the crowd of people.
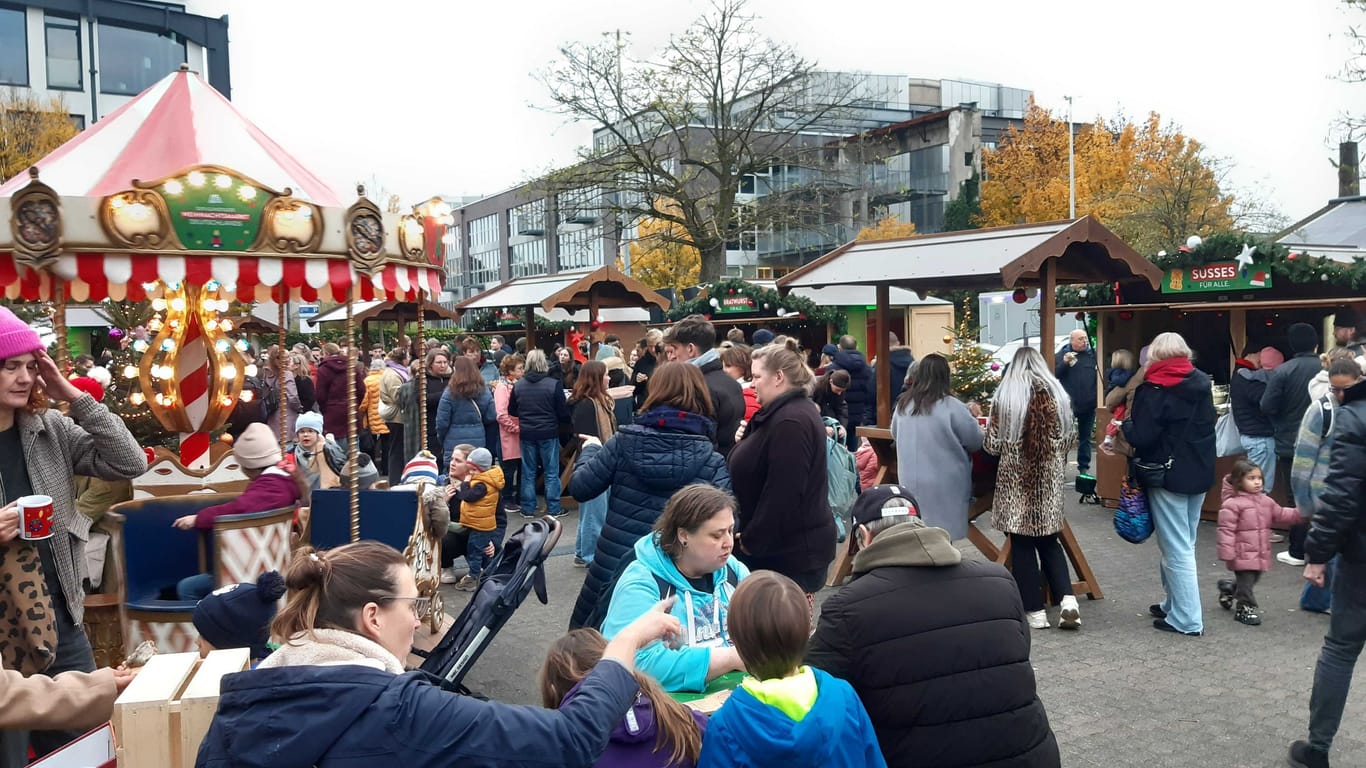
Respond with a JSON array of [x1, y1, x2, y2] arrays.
[[2, 298, 1365, 768]]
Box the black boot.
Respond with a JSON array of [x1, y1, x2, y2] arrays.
[[1235, 601, 1262, 626], [1217, 578, 1234, 610], [1287, 740, 1330, 768]]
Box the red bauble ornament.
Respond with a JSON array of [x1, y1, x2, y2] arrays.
[[1118, 311, 1134, 321], [1011, 288, 1027, 304], [589, 320, 601, 330], [1074, 312, 1084, 320], [1287, 252, 1297, 260]]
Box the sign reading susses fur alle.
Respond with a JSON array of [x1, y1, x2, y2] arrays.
[[1161, 262, 1272, 294]]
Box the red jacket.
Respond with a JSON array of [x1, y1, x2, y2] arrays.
[[1216, 476, 1301, 571], [195, 467, 303, 529], [740, 384, 760, 421], [855, 441, 880, 490]]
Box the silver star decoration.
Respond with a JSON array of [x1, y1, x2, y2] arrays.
[[1235, 244, 1257, 270]]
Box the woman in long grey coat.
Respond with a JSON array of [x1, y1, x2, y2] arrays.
[[985, 346, 1079, 631], [889, 354, 984, 539]]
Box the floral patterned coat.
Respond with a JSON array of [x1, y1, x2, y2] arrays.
[[984, 386, 1075, 537]]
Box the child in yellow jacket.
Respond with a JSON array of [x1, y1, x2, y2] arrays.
[[452, 447, 504, 590]]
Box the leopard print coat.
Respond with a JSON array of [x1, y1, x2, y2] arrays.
[[0, 540, 56, 675], [985, 387, 1075, 537]]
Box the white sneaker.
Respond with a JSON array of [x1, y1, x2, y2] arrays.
[[1026, 610, 1049, 629], [1058, 595, 1081, 630], [440, 567, 458, 584], [1276, 551, 1307, 567]]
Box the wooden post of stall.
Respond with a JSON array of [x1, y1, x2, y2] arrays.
[[1038, 260, 1057, 354], [589, 294, 600, 353], [524, 304, 537, 349], [875, 284, 891, 427]]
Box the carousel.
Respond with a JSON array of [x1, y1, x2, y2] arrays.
[[0, 67, 453, 661]]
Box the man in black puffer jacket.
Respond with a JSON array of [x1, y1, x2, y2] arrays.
[[508, 349, 570, 517], [1289, 373, 1366, 768], [807, 485, 1060, 768], [662, 315, 743, 455], [1262, 322, 1322, 562]]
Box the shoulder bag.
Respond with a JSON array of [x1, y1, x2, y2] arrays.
[[1130, 396, 1198, 490]]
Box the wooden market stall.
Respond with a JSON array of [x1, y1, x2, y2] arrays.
[[312, 298, 461, 351], [778, 216, 1165, 596], [1054, 226, 1366, 515]]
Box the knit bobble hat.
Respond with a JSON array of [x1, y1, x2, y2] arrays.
[[401, 452, 439, 485], [752, 329, 775, 346], [192, 571, 286, 660], [1257, 347, 1285, 370], [468, 447, 493, 471], [234, 422, 283, 470], [294, 411, 323, 436], [0, 306, 44, 361]]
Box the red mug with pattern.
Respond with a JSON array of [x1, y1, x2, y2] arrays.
[[18, 495, 55, 540]]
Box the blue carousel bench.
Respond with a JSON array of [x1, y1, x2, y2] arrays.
[[115, 493, 294, 653], [307, 489, 421, 551]]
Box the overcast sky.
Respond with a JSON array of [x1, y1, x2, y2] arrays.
[[191, 0, 1364, 224]]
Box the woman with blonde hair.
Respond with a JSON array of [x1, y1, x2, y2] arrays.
[[727, 344, 835, 596], [986, 346, 1079, 630], [196, 541, 686, 766]]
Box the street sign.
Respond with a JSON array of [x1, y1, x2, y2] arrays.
[[297, 304, 319, 334]]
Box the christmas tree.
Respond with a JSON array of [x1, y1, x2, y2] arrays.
[[95, 300, 177, 450], [946, 300, 999, 407]]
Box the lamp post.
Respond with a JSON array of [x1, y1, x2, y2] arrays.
[[1065, 95, 1075, 219]]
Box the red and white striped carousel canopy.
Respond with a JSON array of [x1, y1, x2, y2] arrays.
[[0, 68, 343, 205]]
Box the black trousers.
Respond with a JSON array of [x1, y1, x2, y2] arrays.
[[382, 423, 405, 486], [1010, 532, 1074, 612], [1234, 570, 1260, 606], [500, 458, 521, 503]]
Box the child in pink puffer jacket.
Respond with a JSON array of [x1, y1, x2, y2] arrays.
[[1216, 459, 1301, 626]]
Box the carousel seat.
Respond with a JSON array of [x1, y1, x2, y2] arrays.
[[113, 493, 238, 653], [308, 489, 420, 551]]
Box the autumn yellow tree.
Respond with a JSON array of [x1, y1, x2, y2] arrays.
[[855, 215, 917, 241], [980, 100, 1235, 253], [0, 89, 78, 182], [624, 200, 701, 293]]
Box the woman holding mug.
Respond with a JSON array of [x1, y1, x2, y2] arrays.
[[0, 307, 145, 760], [196, 541, 685, 766]]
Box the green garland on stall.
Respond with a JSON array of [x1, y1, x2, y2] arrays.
[[1056, 231, 1366, 308], [461, 308, 573, 335], [666, 278, 844, 328]]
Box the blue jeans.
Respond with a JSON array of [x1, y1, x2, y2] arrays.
[[576, 491, 609, 563], [519, 438, 561, 515], [1238, 434, 1276, 492], [1075, 410, 1095, 473], [1149, 487, 1204, 634], [177, 572, 216, 601], [466, 530, 498, 580], [1308, 557, 1366, 752]]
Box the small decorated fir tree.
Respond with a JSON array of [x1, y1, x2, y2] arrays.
[[946, 300, 999, 407], [96, 300, 176, 449]]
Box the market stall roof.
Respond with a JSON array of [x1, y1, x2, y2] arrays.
[[0, 66, 343, 206], [1278, 196, 1366, 262], [540, 264, 670, 313], [312, 299, 460, 324], [749, 282, 950, 307], [776, 216, 1162, 293]]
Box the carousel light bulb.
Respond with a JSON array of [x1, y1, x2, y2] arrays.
[[131, 339, 148, 353], [152, 298, 167, 311], [243, 363, 258, 377], [128, 392, 145, 406], [148, 318, 163, 332], [239, 389, 255, 403], [205, 279, 220, 291], [215, 339, 230, 353], [238, 185, 257, 201], [122, 365, 138, 379], [235, 340, 248, 352], [216, 174, 233, 190], [219, 395, 235, 408], [161, 339, 176, 352], [219, 320, 233, 332], [202, 297, 217, 312], [170, 297, 187, 313], [169, 319, 180, 329], [128, 203, 151, 221], [187, 171, 206, 187], [164, 180, 184, 195], [216, 299, 231, 313], [221, 365, 238, 381], [110, 196, 126, 210]]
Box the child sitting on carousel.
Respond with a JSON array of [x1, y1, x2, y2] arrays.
[[288, 412, 346, 490], [172, 422, 310, 600]]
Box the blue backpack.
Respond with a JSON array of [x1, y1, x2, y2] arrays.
[[824, 418, 859, 543]]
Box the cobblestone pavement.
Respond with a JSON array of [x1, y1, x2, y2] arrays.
[[439, 491, 1365, 767]]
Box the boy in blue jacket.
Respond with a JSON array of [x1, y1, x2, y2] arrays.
[[698, 571, 885, 768]]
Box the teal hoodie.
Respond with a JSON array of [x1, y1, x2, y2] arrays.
[[601, 534, 748, 693]]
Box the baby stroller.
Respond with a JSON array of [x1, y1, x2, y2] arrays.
[[416, 516, 562, 693]]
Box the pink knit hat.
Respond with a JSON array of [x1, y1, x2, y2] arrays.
[[0, 307, 43, 361], [1258, 346, 1285, 371]]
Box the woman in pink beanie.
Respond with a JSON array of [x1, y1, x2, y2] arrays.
[[0, 306, 145, 759]]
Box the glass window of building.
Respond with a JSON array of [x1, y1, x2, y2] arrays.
[[68, 114, 85, 131], [45, 14, 82, 90], [0, 5, 28, 86], [98, 23, 185, 96], [557, 225, 605, 271], [510, 238, 547, 278], [467, 214, 501, 285]]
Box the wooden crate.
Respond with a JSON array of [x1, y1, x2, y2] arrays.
[[112, 648, 250, 768]]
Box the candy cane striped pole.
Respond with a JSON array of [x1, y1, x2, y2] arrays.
[[177, 312, 211, 469]]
